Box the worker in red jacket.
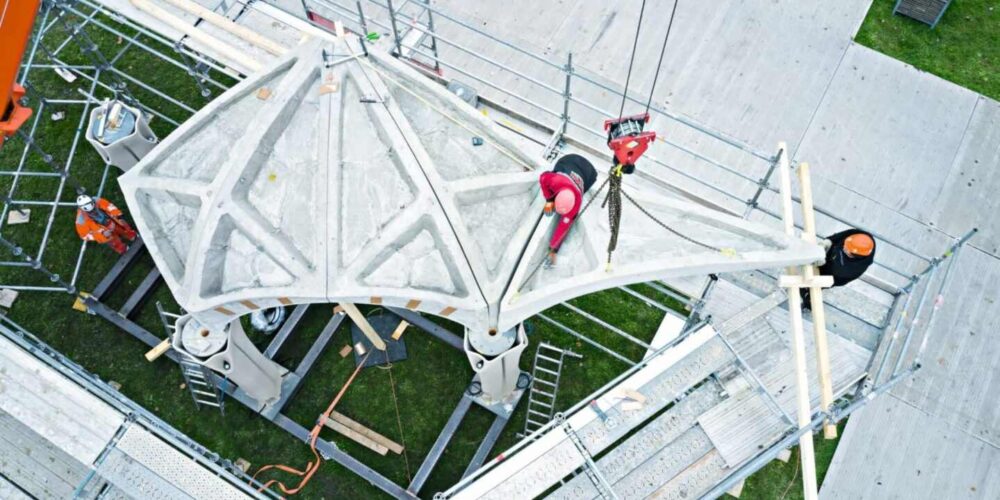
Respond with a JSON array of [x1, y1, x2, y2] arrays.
[[539, 154, 597, 262], [75, 194, 137, 255]]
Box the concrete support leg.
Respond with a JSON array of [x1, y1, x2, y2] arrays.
[[465, 324, 528, 407], [171, 315, 287, 405]]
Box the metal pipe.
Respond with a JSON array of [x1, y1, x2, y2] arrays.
[[404, 46, 562, 120], [560, 52, 572, 136], [559, 302, 652, 350], [872, 284, 917, 384], [913, 241, 964, 367], [534, 313, 634, 365], [385, 0, 403, 56], [891, 264, 939, 375]]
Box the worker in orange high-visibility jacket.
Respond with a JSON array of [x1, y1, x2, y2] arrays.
[[75, 194, 137, 254]]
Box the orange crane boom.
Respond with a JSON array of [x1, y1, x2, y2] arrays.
[[1, 0, 42, 147]]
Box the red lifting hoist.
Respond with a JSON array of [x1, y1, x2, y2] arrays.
[[1, 1, 42, 149], [599, 0, 680, 265]]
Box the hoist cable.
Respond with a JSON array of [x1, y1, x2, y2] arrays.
[[617, 0, 648, 120], [645, 0, 679, 114]]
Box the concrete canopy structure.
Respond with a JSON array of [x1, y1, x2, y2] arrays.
[[119, 36, 823, 378], [119, 36, 823, 334]]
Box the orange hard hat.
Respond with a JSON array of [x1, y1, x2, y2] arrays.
[[554, 189, 576, 215], [844, 233, 874, 257]]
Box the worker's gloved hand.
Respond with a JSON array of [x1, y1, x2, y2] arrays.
[[102, 229, 112, 238], [544, 201, 554, 215], [822, 238, 833, 250]]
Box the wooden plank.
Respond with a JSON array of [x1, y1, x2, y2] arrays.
[[144, 339, 171, 362], [341, 303, 387, 351], [797, 162, 837, 439], [127, 0, 261, 72], [160, 0, 288, 55], [0, 336, 125, 464], [330, 411, 404, 454], [391, 320, 409, 340], [776, 143, 818, 500], [323, 418, 389, 455]]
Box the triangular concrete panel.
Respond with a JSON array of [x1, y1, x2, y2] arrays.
[[131, 188, 201, 284], [498, 177, 824, 332]]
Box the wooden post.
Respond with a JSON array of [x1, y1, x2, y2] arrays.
[[144, 339, 172, 361], [776, 142, 819, 500], [129, 0, 262, 72], [797, 162, 838, 439], [160, 0, 288, 55], [340, 303, 387, 351]]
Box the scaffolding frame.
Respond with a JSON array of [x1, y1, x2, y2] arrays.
[[0, 313, 276, 499], [0, 0, 236, 293]]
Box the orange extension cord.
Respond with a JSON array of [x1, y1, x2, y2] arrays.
[[252, 351, 371, 496]]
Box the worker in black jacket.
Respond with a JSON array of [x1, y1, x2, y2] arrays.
[[802, 229, 876, 308]]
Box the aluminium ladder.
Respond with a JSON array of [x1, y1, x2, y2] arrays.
[[522, 342, 581, 436], [156, 302, 226, 414]]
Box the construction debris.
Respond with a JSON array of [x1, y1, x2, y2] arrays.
[[339, 345, 353, 358], [322, 411, 404, 456], [6, 209, 29, 225], [391, 320, 409, 341], [0, 288, 18, 308], [235, 458, 252, 473]]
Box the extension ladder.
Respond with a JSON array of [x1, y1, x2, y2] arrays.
[[522, 342, 581, 436], [156, 302, 226, 414]]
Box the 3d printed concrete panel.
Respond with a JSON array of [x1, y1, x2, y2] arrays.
[[497, 180, 825, 332]]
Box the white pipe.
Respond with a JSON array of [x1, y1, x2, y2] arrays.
[[159, 0, 289, 56], [129, 0, 262, 73]]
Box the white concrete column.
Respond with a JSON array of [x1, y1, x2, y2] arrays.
[[85, 101, 158, 171], [465, 324, 527, 405], [171, 315, 286, 405]]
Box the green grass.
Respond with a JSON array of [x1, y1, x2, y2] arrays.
[[856, 0, 1000, 101], [1, 10, 842, 500]]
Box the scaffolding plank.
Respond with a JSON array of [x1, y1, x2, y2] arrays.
[[0, 335, 125, 464], [101, 424, 248, 500], [0, 473, 32, 500], [409, 394, 474, 494], [0, 411, 91, 500], [697, 387, 789, 468], [548, 383, 723, 500], [647, 449, 728, 500], [450, 326, 733, 500]]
